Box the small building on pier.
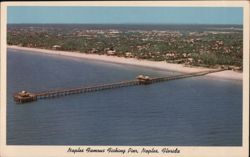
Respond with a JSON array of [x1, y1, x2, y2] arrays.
[[136, 75, 152, 85], [14, 91, 37, 103]]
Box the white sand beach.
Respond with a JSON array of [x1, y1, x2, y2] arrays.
[[7, 45, 242, 81]]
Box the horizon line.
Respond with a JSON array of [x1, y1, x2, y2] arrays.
[[7, 23, 243, 26]]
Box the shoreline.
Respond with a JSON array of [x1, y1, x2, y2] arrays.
[[7, 45, 242, 81]]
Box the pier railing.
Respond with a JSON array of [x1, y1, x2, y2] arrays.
[[13, 69, 224, 103], [35, 80, 139, 99]]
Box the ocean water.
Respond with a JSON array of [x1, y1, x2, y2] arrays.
[[7, 49, 242, 146]]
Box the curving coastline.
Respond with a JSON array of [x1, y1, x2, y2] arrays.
[[7, 45, 242, 81]]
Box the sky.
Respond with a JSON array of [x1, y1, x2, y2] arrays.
[[7, 7, 243, 25]]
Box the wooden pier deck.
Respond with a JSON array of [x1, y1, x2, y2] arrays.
[[13, 69, 224, 103]]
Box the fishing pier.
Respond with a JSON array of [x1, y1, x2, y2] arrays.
[[14, 69, 223, 103]]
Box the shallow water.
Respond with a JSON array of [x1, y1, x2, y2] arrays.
[[7, 49, 242, 146]]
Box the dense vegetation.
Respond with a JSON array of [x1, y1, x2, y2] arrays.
[[7, 24, 243, 71]]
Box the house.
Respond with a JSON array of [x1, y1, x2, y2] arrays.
[[52, 45, 61, 50], [107, 50, 116, 56], [125, 52, 133, 58]]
